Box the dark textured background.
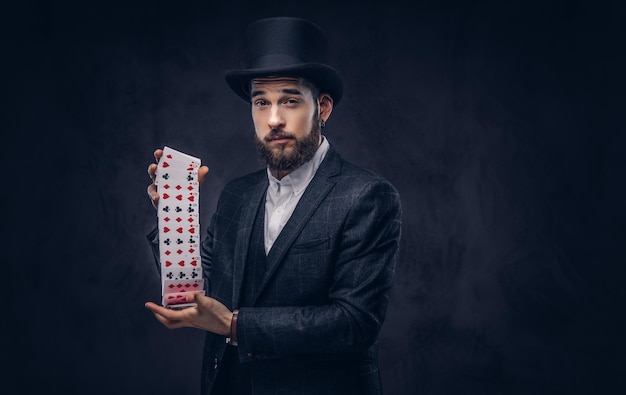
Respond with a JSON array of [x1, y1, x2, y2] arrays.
[[3, 1, 625, 394]]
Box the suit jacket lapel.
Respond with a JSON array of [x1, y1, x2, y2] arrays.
[[253, 147, 342, 304], [232, 175, 268, 308]]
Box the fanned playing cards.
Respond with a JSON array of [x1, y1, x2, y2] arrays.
[[156, 146, 204, 309]]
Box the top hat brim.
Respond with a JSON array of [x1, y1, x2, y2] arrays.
[[224, 63, 344, 105]]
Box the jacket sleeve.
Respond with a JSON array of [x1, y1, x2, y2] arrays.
[[236, 179, 402, 362]]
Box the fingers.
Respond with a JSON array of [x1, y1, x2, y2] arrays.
[[154, 149, 163, 162], [187, 290, 206, 304], [147, 184, 159, 209], [151, 311, 180, 328], [198, 165, 210, 185], [147, 162, 158, 182], [147, 151, 162, 209], [145, 302, 186, 329], [146, 162, 159, 208], [144, 301, 170, 316], [148, 149, 162, 182], [146, 294, 231, 335]]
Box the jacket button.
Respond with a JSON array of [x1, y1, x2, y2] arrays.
[[213, 357, 219, 369]]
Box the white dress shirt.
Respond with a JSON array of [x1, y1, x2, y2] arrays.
[[264, 136, 330, 254]]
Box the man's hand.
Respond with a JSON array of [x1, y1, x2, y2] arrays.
[[145, 292, 232, 335], [147, 148, 210, 209]]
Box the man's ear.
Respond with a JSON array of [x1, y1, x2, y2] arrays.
[[318, 93, 334, 122]]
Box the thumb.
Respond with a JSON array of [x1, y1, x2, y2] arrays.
[[187, 290, 204, 304], [198, 165, 209, 184]]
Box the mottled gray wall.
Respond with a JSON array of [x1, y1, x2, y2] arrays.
[[3, 1, 624, 394]]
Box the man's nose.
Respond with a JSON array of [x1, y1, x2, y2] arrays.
[[267, 106, 285, 129]]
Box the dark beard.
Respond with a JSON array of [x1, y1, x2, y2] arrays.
[[255, 122, 321, 172]]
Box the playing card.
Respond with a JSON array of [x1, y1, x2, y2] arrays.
[[162, 292, 198, 309], [156, 146, 204, 308], [162, 279, 204, 294], [162, 146, 201, 165], [155, 145, 201, 186], [158, 179, 200, 193], [160, 241, 200, 268], [157, 169, 199, 186], [163, 266, 202, 281], [160, 202, 199, 217]]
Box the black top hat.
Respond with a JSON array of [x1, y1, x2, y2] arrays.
[[224, 17, 344, 105]]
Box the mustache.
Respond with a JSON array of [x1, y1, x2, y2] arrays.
[[264, 129, 296, 142]]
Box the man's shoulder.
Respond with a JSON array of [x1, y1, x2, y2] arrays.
[[323, 145, 392, 180], [333, 156, 398, 195], [337, 159, 384, 179]]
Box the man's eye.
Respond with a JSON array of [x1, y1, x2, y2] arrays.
[[284, 99, 299, 105], [254, 100, 267, 107]]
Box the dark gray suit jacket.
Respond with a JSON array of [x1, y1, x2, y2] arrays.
[[152, 146, 401, 394]]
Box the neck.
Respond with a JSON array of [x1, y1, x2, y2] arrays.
[[270, 168, 291, 180]]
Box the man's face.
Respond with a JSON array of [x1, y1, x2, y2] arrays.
[[250, 77, 321, 172]]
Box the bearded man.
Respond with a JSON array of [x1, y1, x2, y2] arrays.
[[145, 17, 402, 395]]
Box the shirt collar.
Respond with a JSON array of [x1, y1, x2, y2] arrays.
[[266, 136, 330, 195]]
